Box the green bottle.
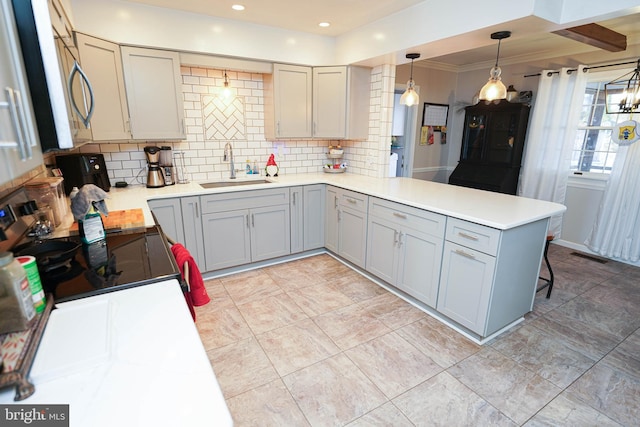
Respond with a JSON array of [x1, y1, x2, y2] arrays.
[[79, 203, 105, 244]]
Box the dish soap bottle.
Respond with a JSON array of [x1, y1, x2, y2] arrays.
[[79, 203, 105, 245]]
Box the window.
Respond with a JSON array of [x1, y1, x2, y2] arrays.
[[571, 69, 634, 173]]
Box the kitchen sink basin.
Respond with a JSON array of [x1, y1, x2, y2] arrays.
[[199, 179, 271, 189]]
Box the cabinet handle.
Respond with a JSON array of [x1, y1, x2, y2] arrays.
[[458, 232, 479, 241], [292, 192, 296, 205], [398, 232, 405, 247], [195, 202, 199, 219], [251, 213, 255, 227], [455, 249, 476, 259], [345, 197, 357, 204], [393, 212, 407, 219], [393, 230, 399, 246], [334, 195, 338, 209], [246, 214, 250, 228], [13, 90, 35, 155], [337, 210, 341, 222], [3, 87, 28, 160]]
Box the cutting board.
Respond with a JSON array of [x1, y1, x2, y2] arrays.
[[69, 209, 145, 232]]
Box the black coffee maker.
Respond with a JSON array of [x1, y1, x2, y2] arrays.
[[144, 146, 165, 188]]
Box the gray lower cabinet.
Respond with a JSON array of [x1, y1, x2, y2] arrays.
[[148, 196, 205, 267], [325, 186, 368, 268], [201, 188, 291, 271], [148, 198, 185, 244], [366, 197, 445, 307], [303, 184, 325, 251], [180, 196, 205, 268], [290, 186, 303, 253], [437, 217, 548, 336], [290, 184, 325, 254]]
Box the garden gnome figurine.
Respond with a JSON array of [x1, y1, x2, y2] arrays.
[[265, 154, 279, 177]]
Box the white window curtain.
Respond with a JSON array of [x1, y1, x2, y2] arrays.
[[586, 139, 640, 262], [518, 66, 588, 237]]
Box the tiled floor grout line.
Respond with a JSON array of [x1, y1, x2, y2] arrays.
[[203, 249, 639, 426]]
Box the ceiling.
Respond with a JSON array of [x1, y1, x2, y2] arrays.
[[125, 0, 640, 69]]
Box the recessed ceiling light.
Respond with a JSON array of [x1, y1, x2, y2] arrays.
[[318, 22, 330, 28], [231, 4, 245, 11]]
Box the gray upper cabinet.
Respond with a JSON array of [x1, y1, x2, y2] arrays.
[[75, 32, 130, 141], [121, 46, 185, 140], [0, 0, 43, 186], [313, 66, 371, 140], [264, 64, 312, 139], [265, 64, 371, 140]]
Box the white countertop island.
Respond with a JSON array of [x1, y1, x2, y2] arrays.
[[0, 280, 233, 427]]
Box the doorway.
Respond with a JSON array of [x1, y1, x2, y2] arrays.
[[390, 85, 419, 177]]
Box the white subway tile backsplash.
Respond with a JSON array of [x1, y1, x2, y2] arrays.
[[94, 64, 395, 183]]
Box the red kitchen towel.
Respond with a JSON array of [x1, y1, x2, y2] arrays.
[[170, 243, 210, 321]]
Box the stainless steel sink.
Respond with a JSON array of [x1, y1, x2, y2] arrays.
[[200, 180, 271, 189]]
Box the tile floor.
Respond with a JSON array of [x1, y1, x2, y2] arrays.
[[195, 244, 640, 426]]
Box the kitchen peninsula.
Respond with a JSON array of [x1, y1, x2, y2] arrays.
[[102, 174, 565, 342]]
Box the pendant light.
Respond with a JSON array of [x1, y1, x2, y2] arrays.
[[221, 70, 232, 98], [400, 53, 420, 107], [479, 31, 511, 102], [605, 58, 640, 114]]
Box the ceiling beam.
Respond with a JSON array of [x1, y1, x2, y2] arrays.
[[552, 23, 627, 52]]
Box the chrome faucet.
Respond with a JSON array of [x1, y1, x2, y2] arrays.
[[223, 142, 236, 179]]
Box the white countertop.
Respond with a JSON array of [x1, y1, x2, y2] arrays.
[[0, 280, 233, 427], [103, 173, 565, 230]]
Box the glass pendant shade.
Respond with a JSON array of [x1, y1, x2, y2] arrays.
[[400, 79, 419, 106], [479, 66, 507, 101], [400, 53, 420, 107], [478, 31, 511, 102]]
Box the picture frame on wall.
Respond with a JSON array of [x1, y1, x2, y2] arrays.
[[421, 103, 449, 145]]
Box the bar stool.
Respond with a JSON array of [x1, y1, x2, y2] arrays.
[[537, 234, 554, 298]]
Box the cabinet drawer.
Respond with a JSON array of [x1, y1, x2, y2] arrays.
[[445, 218, 500, 256], [200, 188, 289, 214], [339, 188, 368, 213], [368, 197, 445, 238]]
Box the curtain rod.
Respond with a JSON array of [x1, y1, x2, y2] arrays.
[[523, 59, 638, 78]]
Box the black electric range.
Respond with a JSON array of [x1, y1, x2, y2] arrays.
[[1, 187, 181, 303]]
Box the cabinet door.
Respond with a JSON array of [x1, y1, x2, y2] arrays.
[[338, 205, 367, 268], [437, 241, 496, 335], [325, 186, 339, 253], [76, 33, 130, 141], [313, 66, 346, 138], [250, 205, 291, 262], [396, 228, 442, 308], [290, 186, 303, 254], [303, 184, 325, 250], [181, 196, 205, 268], [147, 198, 185, 244], [365, 216, 397, 284], [0, 0, 43, 186], [272, 64, 312, 138], [203, 210, 251, 271], [121, 46, 185, 140]]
